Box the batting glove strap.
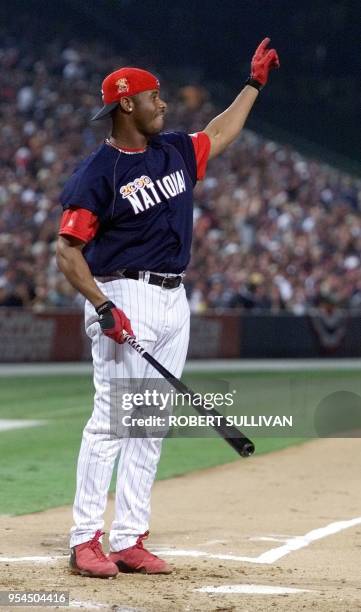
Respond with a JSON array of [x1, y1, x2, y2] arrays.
[[96, 300, 116, 331], [96, 300, 115, 317], [96, 300, 134, 343], [245, 77, 263, 91]]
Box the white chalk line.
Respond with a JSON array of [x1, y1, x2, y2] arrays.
[[157, 515, 361, 564], [249, 535, 295, 543], [1, 358, 361, 377], [0, 555, 64, 563], [70, 602, 108, 610], [70, 603, 144, 611], [71, 604, 144, 611], [0, 419, 46, 432], [196, 584, 311, 595], [2, 516, 361, 568]]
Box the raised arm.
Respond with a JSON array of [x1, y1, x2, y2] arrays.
[[204, 38, 280, 160]]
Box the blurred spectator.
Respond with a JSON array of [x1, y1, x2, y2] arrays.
[[0, 37, 360, 314]]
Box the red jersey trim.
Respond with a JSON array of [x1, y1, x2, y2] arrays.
[[59, 208, 100, 243], [190, 132, 211, 180]]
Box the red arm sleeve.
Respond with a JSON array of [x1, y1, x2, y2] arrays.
[[58, 208, 100, 242], [189, 132, 211, 180]]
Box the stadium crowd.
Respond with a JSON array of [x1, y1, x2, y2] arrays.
[[1, 39, 361, 313]]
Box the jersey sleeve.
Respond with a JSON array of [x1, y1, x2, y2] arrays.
[[58, 208, 100, 242], [189, 132, 211, 180], [59, 163, 112, 218], [158, 132, 198, 186]]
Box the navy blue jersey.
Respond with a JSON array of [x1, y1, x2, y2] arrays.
[[60, 132, 200, 275]]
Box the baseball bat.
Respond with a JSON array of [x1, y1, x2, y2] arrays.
[[123, 332, 255, 457]]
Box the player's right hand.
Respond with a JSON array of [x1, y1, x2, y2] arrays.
[[96, 300, 134, 344]]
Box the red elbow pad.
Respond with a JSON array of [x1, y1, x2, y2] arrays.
[[59, 208, 99, 242]]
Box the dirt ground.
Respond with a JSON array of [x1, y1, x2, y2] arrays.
[[1, 438, 361, 612]]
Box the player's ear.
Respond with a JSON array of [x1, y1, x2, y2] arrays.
[[119, 97, 134, 113]]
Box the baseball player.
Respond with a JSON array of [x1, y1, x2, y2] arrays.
[[57, 38, 279, 578]]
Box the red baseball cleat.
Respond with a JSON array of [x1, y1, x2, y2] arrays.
[[109, 531, 172, 574], [70, 530, 119, 578]]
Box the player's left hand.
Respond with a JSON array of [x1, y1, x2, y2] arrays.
[[96, 300, 134, 344], [250, 37, 280, 88]]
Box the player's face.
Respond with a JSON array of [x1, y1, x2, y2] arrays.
[[132, 90, 167, 135]]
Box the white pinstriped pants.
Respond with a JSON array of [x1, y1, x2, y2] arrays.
[[70, 278, 190, 550]]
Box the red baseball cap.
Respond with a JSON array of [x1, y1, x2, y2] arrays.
[[91, 67, 160, 120]]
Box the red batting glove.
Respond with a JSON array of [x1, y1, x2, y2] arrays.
[[249, 37, 280, 89], [96, 300, 134, 344]]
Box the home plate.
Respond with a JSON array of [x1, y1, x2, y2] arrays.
[[196, 584, 311, 595]]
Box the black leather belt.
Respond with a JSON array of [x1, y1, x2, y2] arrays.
[[95, 269, 183, 289]]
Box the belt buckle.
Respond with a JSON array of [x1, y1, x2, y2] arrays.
[[161, 276, 171, 289], [115, 269, 126, 278]]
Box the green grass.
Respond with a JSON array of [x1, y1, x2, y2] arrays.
[[1, 369, 360, 515]]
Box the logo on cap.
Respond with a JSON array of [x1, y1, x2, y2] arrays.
[[116, 77, 129, 94]]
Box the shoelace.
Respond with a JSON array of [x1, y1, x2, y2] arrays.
[[89, 530, 108, 560], [135, 531, 160, 559]]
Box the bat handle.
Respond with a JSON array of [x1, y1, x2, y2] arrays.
[[123, 331, 144, 355]]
